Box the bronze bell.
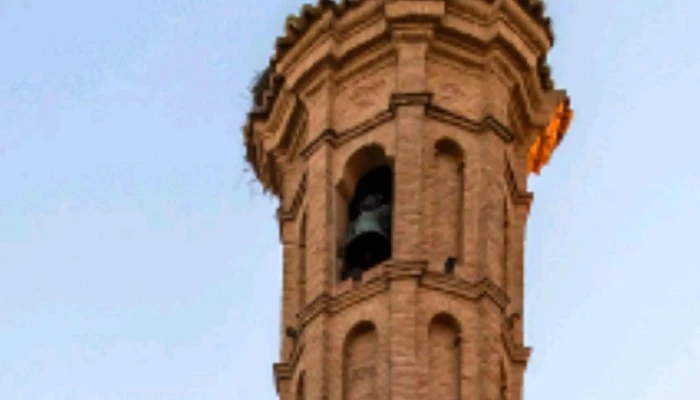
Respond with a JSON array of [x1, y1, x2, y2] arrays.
[[343, 192, 391, 274]]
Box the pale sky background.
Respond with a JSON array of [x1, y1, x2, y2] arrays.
[[1, 0, 699, 399]]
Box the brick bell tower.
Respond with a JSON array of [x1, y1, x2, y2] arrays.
[[243, 1, 573, 399]]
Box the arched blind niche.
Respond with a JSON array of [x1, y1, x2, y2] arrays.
[[433, 139, 465, 268], [428, 313, 462, 400], [343, 321, 379, 400]]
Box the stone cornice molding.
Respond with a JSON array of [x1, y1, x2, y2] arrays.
[[421, 273, 509, 310], [269, 96, 306, 158], [502, 332, 531, 364], [278, 172, 307, 223], [281, 10, 389, 94], [272, 341, 307, 394], [385, 0, 445, 24], [299, 128, 337, 159], [297, 92, 523, 161], [425, 104, 515, 142], [296, 262, 510, 331], [333, 278, 388, 315], [501, 313, 532, 364], [506, 0, 554, 45], [297, 292, 332, 324], [281, 262, 522, 379], [272, 362, 292, 394], [385, 260, 429, 279]]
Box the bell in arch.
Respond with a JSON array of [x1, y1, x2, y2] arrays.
[[343, 166, 393, 279]]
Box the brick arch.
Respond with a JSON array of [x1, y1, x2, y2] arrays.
[[338, 143, 392, 200], [428, 312, 462, 400], [432, 137, 466, 269], [343, 320, 379, 400], [434, 137, 465, 158], [344, 320, 378, 341]]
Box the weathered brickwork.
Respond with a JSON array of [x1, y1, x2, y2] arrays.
[[245, 1, 572, 400]]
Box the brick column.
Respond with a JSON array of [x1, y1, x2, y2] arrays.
[[511, 203, 529, 317], [388, 28, 432, 400], [389, 275, 419, 400], [305, 142, 333, 300], [392, 104, 426, 260], [302, 319, 326, 400], [391, 30, 429, 261], [479, 300, 504, 400], [480, 134, 507, 287], [462, 145, 484, 282], [302, 139, 333, 400]]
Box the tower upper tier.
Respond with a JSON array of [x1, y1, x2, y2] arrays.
[[243, 0, 573, 197]]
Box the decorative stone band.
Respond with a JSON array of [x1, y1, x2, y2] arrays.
[[272, 362, 292, 394], [272, 342, 307, 394], [249, 86, 569, 197], [293, 259, 515, 323], [425, 106, 516, 143], [421, 271, 509, 308], [502, 313, 532, 364], [272, 1, 554, 63], [271, 260, 530, 388], [281, 92, 533, 206]]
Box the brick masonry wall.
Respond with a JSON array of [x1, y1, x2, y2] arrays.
[[259, 2, 563, 399], [280, 70, 526, 400]]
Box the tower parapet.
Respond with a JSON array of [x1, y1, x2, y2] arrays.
[[242, 1, 573, 399]]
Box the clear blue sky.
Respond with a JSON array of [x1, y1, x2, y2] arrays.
[[1, 1, 698, 399]]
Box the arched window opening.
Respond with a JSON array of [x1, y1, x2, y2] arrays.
[[341, 165, 393, 280]]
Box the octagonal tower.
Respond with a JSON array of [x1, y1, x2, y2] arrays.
[[243, 1, 573, 399]]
